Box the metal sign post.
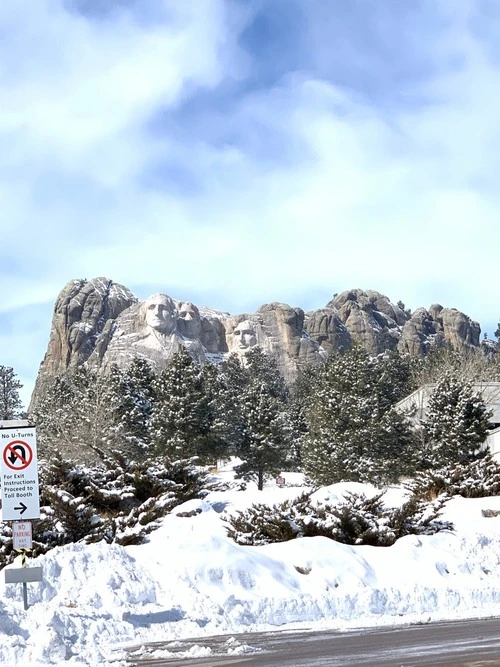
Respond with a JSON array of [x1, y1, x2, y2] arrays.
[[17, 549, 29, 610]]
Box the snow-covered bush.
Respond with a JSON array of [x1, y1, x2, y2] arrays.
[[406, 452, 500, 499], [223, 493, 310, 545], [224, 491, 453, 547], [0, 451, 210, 568]]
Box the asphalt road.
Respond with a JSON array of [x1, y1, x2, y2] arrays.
[[124, 617, 500, 666]]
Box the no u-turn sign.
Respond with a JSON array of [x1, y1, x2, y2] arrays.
[[0, 423, 40, 521]]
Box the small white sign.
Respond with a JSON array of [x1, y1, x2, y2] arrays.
[[0, 426, 40, 520], [12, 521, 32, 550]]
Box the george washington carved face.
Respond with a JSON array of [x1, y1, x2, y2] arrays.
[[144, 293, 177, 335]]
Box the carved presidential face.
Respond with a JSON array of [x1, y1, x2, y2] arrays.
[[232, 320, 257, 350], [144, 293, 177, 335], [177, 301, 201, 338]]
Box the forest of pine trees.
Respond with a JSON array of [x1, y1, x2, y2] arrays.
[[28, 343, 500, 486], [1, 342, 499, 562]]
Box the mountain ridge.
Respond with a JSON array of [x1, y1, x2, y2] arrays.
[[30, 277, 487, 409]]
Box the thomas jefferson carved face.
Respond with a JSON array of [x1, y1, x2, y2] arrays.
[[177, 301, 202, 339], [144, 293, 177, 335], [233, 320, 257, 350]]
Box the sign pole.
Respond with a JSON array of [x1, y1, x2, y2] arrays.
[[16, 549, 29, 610]]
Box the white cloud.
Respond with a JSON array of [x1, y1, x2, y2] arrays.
[[2, 0, 500, 400]]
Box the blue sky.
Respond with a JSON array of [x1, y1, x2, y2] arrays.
[[2, 0, 500, 407]]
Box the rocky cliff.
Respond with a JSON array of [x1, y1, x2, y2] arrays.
[[30, 278, 484, 408]]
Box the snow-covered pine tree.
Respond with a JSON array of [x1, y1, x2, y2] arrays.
[[421, 371, 492, 469], [108, 358, 156, 459], [233, 378, 291, 490], [150, 347, 216, 463], [197, 361, 232, 462], [216, 353, 250, 453], [301, 344, 416, 486], [375, 348, 415, 410], [244, 346, 289, 401], [32, 366, 122, 463], [217, 348, 292, 489], [31, 374, 77, 456], [0, 365, 24, 419]]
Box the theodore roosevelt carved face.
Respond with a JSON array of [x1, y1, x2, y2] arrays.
[[144, 293, 177, 335]]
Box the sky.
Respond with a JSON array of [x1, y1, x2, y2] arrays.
[[2, 0, 500, 407], [1, 466, 500, 665]]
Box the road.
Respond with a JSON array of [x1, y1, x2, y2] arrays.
[[124, 617, 500, 666]]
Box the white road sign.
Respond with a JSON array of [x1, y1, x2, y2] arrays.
[[0, 426, 40, 520]]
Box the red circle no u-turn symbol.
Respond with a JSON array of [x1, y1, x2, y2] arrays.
[[3, 440, 34, 471]]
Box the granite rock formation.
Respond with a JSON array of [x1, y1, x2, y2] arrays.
[[39, 277, 137, 376], [30, 278, 484, 409]]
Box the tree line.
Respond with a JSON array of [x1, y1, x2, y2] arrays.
[[20, 343, 497, 489], [0, 347, 499, 561]]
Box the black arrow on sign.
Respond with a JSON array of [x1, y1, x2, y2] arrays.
[[8, 445, 27, 465], [14, 502, 27, 515]]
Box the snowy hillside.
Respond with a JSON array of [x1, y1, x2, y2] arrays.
[[2, 466, 500, 666]]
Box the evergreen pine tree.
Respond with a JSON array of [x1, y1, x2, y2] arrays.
[[31, 374, 75, 456], [375, 349, 415, 409], [244, 346, 289, 401], [215, 354, 251, 457], [233, 379, 291, 490], [109, 359, 156, 458], [198, 362, 232, 462], [421, 372, 491, 469], [218, 348, 292, 489], [0, 365, 24, 420], [150, 347, 215, 463], [33, 366, 121, 463], [301, 345, 416, 486]]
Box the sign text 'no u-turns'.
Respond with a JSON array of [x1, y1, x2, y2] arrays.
[[0, 426, 40, 520]]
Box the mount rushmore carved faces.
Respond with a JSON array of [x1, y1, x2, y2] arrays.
[[144, 293, 178, 336]]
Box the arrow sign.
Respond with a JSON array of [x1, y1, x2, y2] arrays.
[[14, 502, 27, 515]]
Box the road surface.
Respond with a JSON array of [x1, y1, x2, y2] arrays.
[[124, 617, 500, 666]]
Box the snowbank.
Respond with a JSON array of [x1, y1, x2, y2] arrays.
[[1, 482, 500, 665]]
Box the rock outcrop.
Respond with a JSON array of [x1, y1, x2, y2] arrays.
[[37, 277, 137, 375], [30, 279, 484, 409], [398, 305, 480, 357], [317, 289, 409, 355]]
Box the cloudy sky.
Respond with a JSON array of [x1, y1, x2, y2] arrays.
[[1, 0, 500, 406]]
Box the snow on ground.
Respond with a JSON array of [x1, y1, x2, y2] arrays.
[[2, 465, 500, 666]]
